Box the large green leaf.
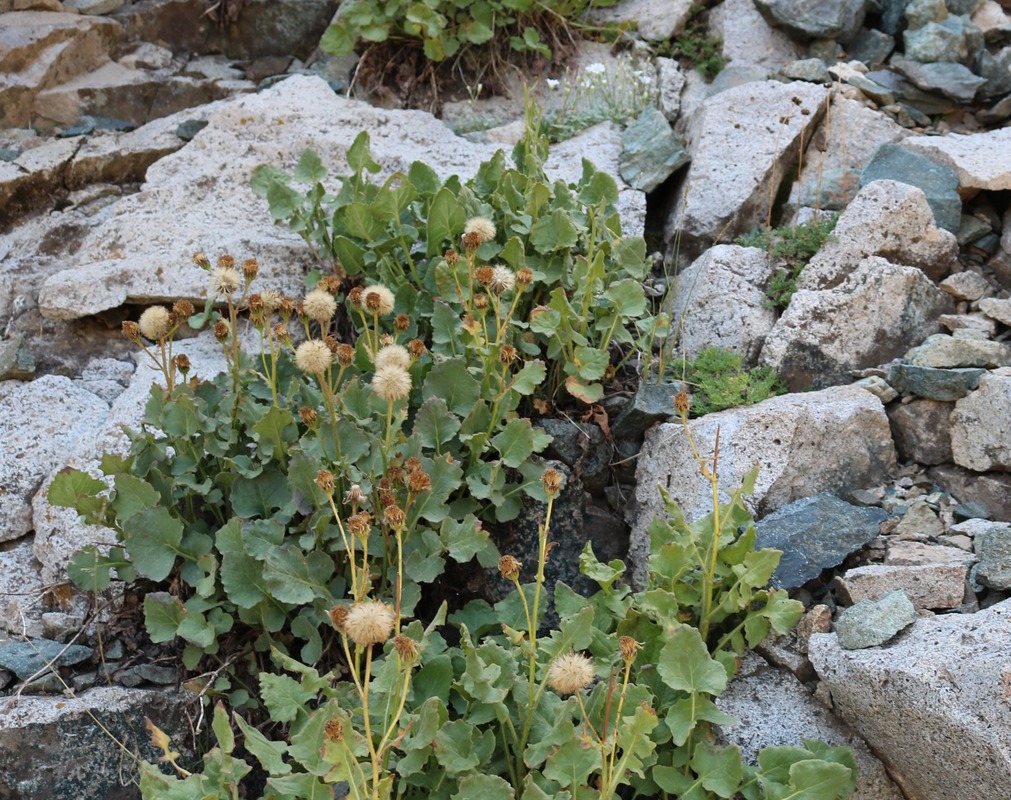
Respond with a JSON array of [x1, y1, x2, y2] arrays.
[[427, 186, 466, 255], [451, 774, 514, 800], [263, 547, 333, 605], [231, 471, 293, 520], [530, 208, 579, 253], [122, 507, 184, 581], [414, 397, 461, 449], [422, 358, 481, 417], [657, 625, 729, 696]]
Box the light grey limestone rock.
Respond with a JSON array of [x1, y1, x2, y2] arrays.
[[836, 563, 967, 609], [951, 368, 1011, 471], [0, 539, 45, 638], [906, 332, 1011, 369], [809, 599, 1011, 800], [903, 127, 1011, 191], [656, 57, 686, 121], [979, 296, 1011, 325], [587, 0, 694, 40], [974, 523, 1011, 588], [886, 538, 978, 566], [665, 245, 778, 365], [709, 0, 804, 70], [834, 590, 917, 648]]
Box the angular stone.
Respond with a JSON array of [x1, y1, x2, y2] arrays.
[[534, 418, 611, 493], [865, 68, 960, 113], [655, 57, 685, 121], [835, 590, 917, 649], [887, 362, 985, 400], [907, 0, 949, 28], [890, 56, 988, 102], [619, 105, 690, 193], [760, 257, 953, 391], [755, 494, 887, 588], [929, 464, 1011, 520], [939, 312, 998, 335], [781, 58, 831, 82], [854, 375, 898, 403], [895, 498, 946, 537], [754, 0, 867, 40], [906, 332, 1011, 369], [837, 563, 967, 609], [0, 333, 35, 380], [709, 0, 805, 69], [904, 16, 973, 63], [630, 385, 896, 576], [953, 500, 992, 521], [860, 145, 962, 232], [903, 128, 1011, 192], [886, 538, 978, 566], [610, 382, 677, 441], [973, 0, 1011, 42], [979, 297, 1011, 325], [940, 270, 992, 301], [849, 28, 897, 66], [887, 398, 954, 464], [64, 0, 124, 12], [0, 540, 45, 639], [809, 599, 1011, 799], [664, 80, 828, 261], [0, 136, 84, 227], [587, 0, 694, 40], [975, 523, 1011, 588], [0, 639, 92, 681], [950, 368, 1011, 471], [664, 245, 778, 365]]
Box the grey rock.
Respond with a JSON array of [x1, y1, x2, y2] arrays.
[[953, 500, 992, 520], [975, 46, 1011, 97], [888, 398, 954, 464], [886, 538, 979, 565], [0, 639, 92, 681], [715, 653, 905, 800], [854, 375, 898, 402], [0, 540, 45, 639], [977, 93, 1011, 123], [0, 333, 35, 380], [705, 64, 773, 96], [881, 0, 911, 33], [907, 0, 950, 28], [903, 127, 1011, 192], [174, 118, 208, 141], [709, 0, 805, 70], [809, 599, 1011, 799], [940, 268, 992, 299], [586, 0, 694, 40], [835, 590, 917, 648], [905, 332, 1011, 368], [887, 362, 985, 400], [837, 563, 967, 608], [928, 463, 1011, 520], [665, 245, 778, 366], [781, 58, 831, 82], [655, 57, 686, 121], [753, 0, 867, 41], [0, 686, 189, 800], [535, 418, 611, 493], [951, 368, 1011, 471], [975, 523, 1011, 588], [972, 0, 1011, 43], [939, 312, 998, 335], [755, 494, 887, 588], [979, 296, 1011, 325], [847, 28, 896, 66], [619, 105, 690, 193], [895, 498, 946, 537], [890, 56, 988, 102], [903, 16, 974, 63], [948, 0, 985, 13], [610, 382, 678, 441], [860, 144, 962, 233], [865, 68, 960, 113], [64, 0, 124, 12]]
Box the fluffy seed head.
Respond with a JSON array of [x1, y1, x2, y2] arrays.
[[210, 265, 242, 298], [372, 365, 412, 402], [303, 289, 337, 323], [498, 555, 522, 581], [259, 290, 282, 312], [344, 600, 395, 646], [464, 216, 496, 244], [362, 285, 395, 316], [548, 653, 595, 694], [375, 344, 411, 371], [490, 266, 516, 295], [295, 340, 333, 374], [139, 306, 173, 341], [343, 484, 367, 506], [499, 345, 518, 365]]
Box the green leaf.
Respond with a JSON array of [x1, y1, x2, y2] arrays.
[[573, 346, 610, 381], [442, 516, 496, 564], [263, 547, 334, 605], [333, 234, 366, 272], [427, 186, 467, 256], [408, 160, 441, 194], [577, 164, 619, 206], [259, 672, 313, 724], [220, 551, 268, 608], [67, 546, 134, 592], [319, 21, 355, 55], [414, 397, 461, 449], [346, 131, 380, 174], [433, 720, 494, 773], [543, 729, 599, 788], [665, 695, 737, 747], [657, 625, 729, 695], [111, 474, 160, 521], [231, 471, 293, 520], [530, 208, 579, 253], [47, 467, 107, 514], [603, 278, 647, 317], [578, 542, 625, 592], [234, 712, 290, 775], [144, 592, 185, 643], [451, 774, 514, 800], [293, 149, 327, 184], [266, 772, 332, 800], [211, 702, 234, 754], [763, 760, 855, 800], [423, 358, 481, 417], [564, 375, 604, 404], [511, 360, 546, 395], [122, 507, 183, 581], [490, 418, 540, 468], [252, 406, 298, 462], [241, 519, 285, 560]]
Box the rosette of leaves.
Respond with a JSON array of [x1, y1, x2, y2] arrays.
[[251, 124, 659, 406]]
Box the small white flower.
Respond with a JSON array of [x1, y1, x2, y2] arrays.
[[546, 78, 560, 89], [585, 62, 606, 75]]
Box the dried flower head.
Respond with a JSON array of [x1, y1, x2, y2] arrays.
[[473, 293, 489, 311], [462, 231, 482, 250], [674, 390, 691, 416], [172, 354, 191, 374], [324, 335, 340, 354], [348, 511, 372, 538], [464, 216, 496, 244], [386, 467, 405, 486], [193, 252, 211, 269], [248, 293, 265, 313], [336, 343, 355, 367], [303, 289, 337, 324], [379, 334, 395, 348], [499, 345, 518, 365], [394, 314, 410, 332], [498, 555, 522, 581], [328, 605, 349, 631], [347, 286, 363, 308], [406, 470, 431, 494], [516, 267, 534, 287], [298, 406, 318, 426], [172, 299, 194, 318], [343, 484, 367, 506], [272, 324, 290, 343], [444, 249, 459, 266], [259, 289, 282, 312], [393, 634, 419, 661], [619, 636, 642, 664], [294, 340, 333, 374], [542, 468, 563, 498], [323, 717, 343, 742], [138, 306, 172, 341], [344, 600, 395, 646], [475, 266, 494, 286], [278, 295, 295, 316], [217, 254, 236, 268], [404, 457, 422, 474], [317, 275, 342, 294], [407, 339, 426, 359], [548, 653, 595, 695], [213, 320, 230, 341], [122, 320, 141, 340], [241, 258, 259, 280], [316, 469, 336, 494], [362, 285, 395, 316], [384, 504, 407, 529], [375, 344, 411, 371], [210, 265, 242, 298], [490, 266, 516, 295], [371, 365, 412, 402]]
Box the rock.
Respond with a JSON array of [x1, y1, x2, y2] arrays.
[[708, 0, 804, 70], [975, 523, 1011, 587], [956, 213, 993, 245], [906, 332, 1011, 368], [664, 80, 828, 261], [610, 382, 678, 441], [780, 57, 831, 82], [753, 0, 867, 40], [835, 590, 917, 648], [755, 494, 887, 588], [978, 92, 1011, 123], [940, 269, 993, 300], [534, 418, 611, 494], [890, 56, 988, 102], [973, 0, 1011, 41], [847, 27, 896, 66], [837, 563, 967, 609], [952, 500, 992, 520], [174, 118, 209, 141], [664, 245, 778, 365], [939, 312, 998, 335], [792, 97, 908, 211], [859, 145, 962, 233], [63, 0, 123, 13], [854, 375, 898, 402], [0, 540, 45, 638], [0, 375, 109, 544], [887, 362, 985, 400], [760, 257, 953, 390], [929, 463, 1011, 519], [0, 638, 92, 681], [951, 368, 1011, 471], [809, 599, 1011, 799], [0, 333, 35, 380], [714, 653, 905, 800], [903, 128, 1011, 192], [619, 105, 690, 192], [802, 181, 958, 288], [886, 538, 978, 566], [979, 297, 1011, 325], [0, 686, 189, 800], [903, 16, 976, 63], [655, 57, 686, 121], [906, 0, 950, 28], [976, 46, 1011, 98], [0, 136, 85, 228], [587, 0, 694, 40], [865, 68, 960, 113], [894, 498, 946, 537], [630, 385, 896, 572], [887, 398, 954, 464]]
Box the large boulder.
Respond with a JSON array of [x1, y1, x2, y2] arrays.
[[708, 0, 804, 70], [629, 385, 896, 578], [903, 127, 1011, 192], [664, 80, 828, 262], [950, 367, 1011, 471], [753, 0, 867, 41], [809, 600, 1011, 800], [760, 256, 954, 391]]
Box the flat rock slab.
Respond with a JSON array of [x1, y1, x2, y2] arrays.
[[951, 367, 1011, 471], [809, 599, 1011, 800], [836, 563, 967, 609], [835, 590, 917, 649], [37, 74, 644, 321], [904, 128, 1011, 192], [0, 638, 92, 681], [974, 523, 1011, 589]]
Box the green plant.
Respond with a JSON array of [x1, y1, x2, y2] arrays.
[[657, 4, 725, 81], [682, 347, 785, 416], [735, 215, 838, 312]]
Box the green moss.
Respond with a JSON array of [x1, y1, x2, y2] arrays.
[[685, 346, 785, 415]]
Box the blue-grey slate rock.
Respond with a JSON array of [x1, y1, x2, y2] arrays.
[[903, 17, 972, 64], [756, 494, 887, 589], [956, 213, 991, 245], [953, 501, 991, 521], [175, 119, 209, 141], [753, 0, 867, 41], [880, 0, 910, 33], [860, 143, 961, 232], [890, 56, 988, 102], [976, 48, 1011, 98], [975, 524, 1011, 590], [865, 69, 958, 113], [611, 382, 678, 440], [535, 417, 612, 492], [0, 333, 35, 381], [619, 106, 689, 193], [0, 148, 19, 162], [945, 0, 984, 14], [848, 28, 896, 66], [0, 639, 92, 681], [887, 363, 985, 400], [836, 590, 917, 649], [781, 58, 831, 83]]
